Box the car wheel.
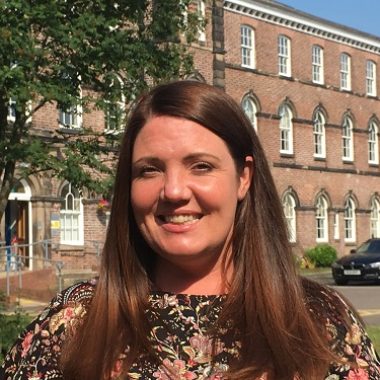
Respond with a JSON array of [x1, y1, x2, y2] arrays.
[[334, 279, 348, 286]]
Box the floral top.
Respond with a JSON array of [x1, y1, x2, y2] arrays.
[[1, 279, 380, 380]]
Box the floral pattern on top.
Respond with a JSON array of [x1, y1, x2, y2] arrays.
[[1, 279, 380, 380]]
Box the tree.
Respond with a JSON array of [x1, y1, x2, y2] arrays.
[[0, 0, 200, 222]]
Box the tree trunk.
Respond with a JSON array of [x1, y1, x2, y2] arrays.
[[0, 161, 16, 224]]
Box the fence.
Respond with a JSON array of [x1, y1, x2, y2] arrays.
[[0, 240, 100, 301]]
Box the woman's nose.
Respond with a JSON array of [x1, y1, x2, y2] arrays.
[[160, 170, 191, 202]]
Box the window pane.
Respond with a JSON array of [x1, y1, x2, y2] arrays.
[[60, 183, 82, 244]]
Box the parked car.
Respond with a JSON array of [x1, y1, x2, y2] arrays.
[[331, 238, 380, 285]]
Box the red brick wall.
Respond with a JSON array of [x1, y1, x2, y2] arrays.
[[193, 4, 380, 256], [12, 2, 380, 264]]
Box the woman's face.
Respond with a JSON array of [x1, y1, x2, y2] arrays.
[[130, 116, 252, 271]]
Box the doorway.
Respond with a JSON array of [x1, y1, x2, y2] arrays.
[[6, 179, 33, 269]]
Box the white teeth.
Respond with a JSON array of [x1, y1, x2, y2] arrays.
[[163, 215, 199, 224]]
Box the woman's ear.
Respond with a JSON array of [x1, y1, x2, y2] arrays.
[[238, 156, 254, 201]]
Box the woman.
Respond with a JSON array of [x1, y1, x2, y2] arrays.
[[1, 81, 380, 379]]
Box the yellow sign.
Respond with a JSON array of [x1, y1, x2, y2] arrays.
[[51, 220, 61, 229]]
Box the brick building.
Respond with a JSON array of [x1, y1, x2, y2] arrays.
[[190, 0, 380, 256], [2, 0, 380, 271]]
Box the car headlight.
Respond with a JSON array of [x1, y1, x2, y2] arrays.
[[369, 262, 380, 268], [331, 262, 344, 269]]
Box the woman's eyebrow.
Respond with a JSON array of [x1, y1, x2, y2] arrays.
[[182, 152, 221, 162], [132, 156, 161, 165]]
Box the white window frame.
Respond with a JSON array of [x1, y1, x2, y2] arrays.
[[333, 212, 340, 240], [283, 193, 296, 243], [104, 74, 126, 133], [105, 99, 125, 133], [196, 0, 206, 42], [340, 53, 351, 91], [313, 111, 326, 158], [312, 45, 324, 84], [344, 197, 356, 243], [368, 121, 379, 165], [342, 116, 354, 161], [7, 98, 16, 123], [242, 96, 258, 131], [316, 196, 329, 242], [241, 25, 255, 68], [60, 183, 84, 245], [58, 86, 83, 129], [59, 106, 82, 129], [366, 60, 377, 96], [278, 35, 291, 77], [279, 104, 293, 154], [371, 198, 380, 238]]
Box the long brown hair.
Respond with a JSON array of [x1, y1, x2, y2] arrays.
[[62, 81, 338, 379]]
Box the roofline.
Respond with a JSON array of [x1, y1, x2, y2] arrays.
[[224, 0, 380, 54]]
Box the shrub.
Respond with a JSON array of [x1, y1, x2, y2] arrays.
[[305, 244, 337, 267], [0, 292, 33, 362]]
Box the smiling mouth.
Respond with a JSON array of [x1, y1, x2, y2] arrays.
[[159, 214, 201, 224]]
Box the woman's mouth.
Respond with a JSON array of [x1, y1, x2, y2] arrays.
[[159, 214, 201, 225]]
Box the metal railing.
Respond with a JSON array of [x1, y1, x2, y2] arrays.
[[0, 239, 65, 297], [0, 239, 101, 299]]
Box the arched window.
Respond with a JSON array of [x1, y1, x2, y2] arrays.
[[313, 111, 326, 158], [342, 116, 354, 161], [283, 193, 296, 243], [60, 183, 83, 245], [368, 120, 379, 164], [279, 104, 293, 154], [370, 198, 380, 238], [242, 96, 258, 131], [344, 197, 356, 242], [316, 196, 328, 242]]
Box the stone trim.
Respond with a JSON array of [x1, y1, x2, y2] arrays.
[[273, 162, 380, 177], [224, 0, 380, 54]]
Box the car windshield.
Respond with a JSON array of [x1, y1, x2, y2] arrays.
[[357, 240, 380, 254]]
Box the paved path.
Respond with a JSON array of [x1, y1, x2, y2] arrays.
[[302, 270, 380, 325], [4, 297, 48, 315]]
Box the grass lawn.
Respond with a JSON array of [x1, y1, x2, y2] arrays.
[[367, 326, 380, 353]]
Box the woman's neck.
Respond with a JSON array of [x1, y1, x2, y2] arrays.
[[153, 257, 233, 295]]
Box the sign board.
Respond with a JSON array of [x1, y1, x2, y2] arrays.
[[50, 213, 61, 237]]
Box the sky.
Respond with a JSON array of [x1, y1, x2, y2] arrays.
[[278, 0, 380, 38]]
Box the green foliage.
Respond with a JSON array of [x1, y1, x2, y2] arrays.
[[294, 254, 316, 269], [0, 0, 200, 220], [0, 293, 33, 361], [367, 326, 380, 353], [305, 244, 338, 267]]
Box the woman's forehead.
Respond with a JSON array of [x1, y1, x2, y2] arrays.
[[132, 116, 234, 161]]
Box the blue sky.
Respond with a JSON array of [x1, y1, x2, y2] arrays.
[[278, 0, 380, 37]]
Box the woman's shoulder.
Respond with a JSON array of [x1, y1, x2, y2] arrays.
[[51, 277, 98, 310], [301, 277, 380, 379], [0, 279, 98, 379], [301, 276, 353, 320]]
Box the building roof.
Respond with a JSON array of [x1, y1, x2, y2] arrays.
[[225, 0, 380, 54]]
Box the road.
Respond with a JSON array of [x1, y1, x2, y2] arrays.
[[304, 271, 380, 325]]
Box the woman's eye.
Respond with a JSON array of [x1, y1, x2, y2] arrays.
[[192, 162, 213, 172], [138, 165, 160, 177]]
